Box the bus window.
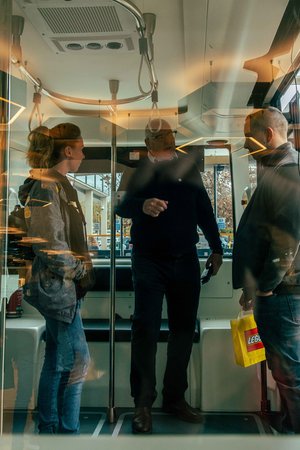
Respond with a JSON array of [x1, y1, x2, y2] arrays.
[[198, 147, 234, 258], [68, 171, 129, 258]]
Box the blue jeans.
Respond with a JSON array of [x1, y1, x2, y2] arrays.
[[254, 293, 300, 434], [131, 250, 200, 407], [37, 303, 90, 434]]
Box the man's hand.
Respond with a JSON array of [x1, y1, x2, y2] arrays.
[[143, 198, 168, 217], [205, 253, 223, 276], [239, 288, 273, 311], [239, 292, 253, 311]]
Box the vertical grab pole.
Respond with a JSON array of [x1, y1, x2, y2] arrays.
[[0, 298, 7, 436], [108, 79, 119, 423], [260, 360, 271, 413], [0, 0, 13, 435]]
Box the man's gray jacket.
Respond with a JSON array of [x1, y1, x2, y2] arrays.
[[232, 142, 300, 294]]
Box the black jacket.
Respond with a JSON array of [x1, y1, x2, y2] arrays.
[[232, 143, 300, 293], [116, 155, 222, 256]]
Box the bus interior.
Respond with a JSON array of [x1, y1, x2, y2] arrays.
[[1, 0, 300, 448]]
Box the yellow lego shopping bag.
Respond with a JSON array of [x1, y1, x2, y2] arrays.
[[230, 311, 266, 367]]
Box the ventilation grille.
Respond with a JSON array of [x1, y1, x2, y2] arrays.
[[15, 0, 137, 54], [38, 6, 123, 34]]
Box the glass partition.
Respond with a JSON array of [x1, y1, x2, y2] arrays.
[[1, 0, 300, 441]]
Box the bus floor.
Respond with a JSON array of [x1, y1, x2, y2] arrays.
[[3, 408, 276, 436]]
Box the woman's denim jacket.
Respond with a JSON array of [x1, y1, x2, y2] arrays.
[[20, 170, 87, 323]]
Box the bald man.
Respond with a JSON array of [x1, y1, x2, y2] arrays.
[[116, 119, 223, 433], [233, 107, 300, 433]]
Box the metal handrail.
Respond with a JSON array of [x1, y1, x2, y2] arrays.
[[12, 0, 158, 107]]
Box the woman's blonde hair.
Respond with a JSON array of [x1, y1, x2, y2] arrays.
[[27, 123, 82, 168]]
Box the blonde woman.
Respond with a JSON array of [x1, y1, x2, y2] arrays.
[[20, 123, 93, 434]]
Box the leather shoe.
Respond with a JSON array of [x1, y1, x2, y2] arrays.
[[132, 407, 152, 434], [162, 399, 203, 423]]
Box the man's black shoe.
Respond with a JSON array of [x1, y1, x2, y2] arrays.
[[132, 407, 152, 434], [162, 399, 203, 423]]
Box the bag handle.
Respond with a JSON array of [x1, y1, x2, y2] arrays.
[[237, 309, 253, 319]]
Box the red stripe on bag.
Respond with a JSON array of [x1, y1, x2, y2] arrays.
[[244, 328, 264, 351]]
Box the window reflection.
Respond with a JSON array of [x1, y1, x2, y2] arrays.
[[199, 148, 233, 258], [76, 147, 234, 260]]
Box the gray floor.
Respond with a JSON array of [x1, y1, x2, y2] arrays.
[[3, 409, 273, 436], [109, 411, 268, 436]]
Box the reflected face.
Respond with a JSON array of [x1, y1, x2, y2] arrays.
[[146, 129, 176, 160], [68, 138, 85, 172], [243, 118, 269, 161]]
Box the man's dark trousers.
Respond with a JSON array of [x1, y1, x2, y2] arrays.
[[130, 249, 200, 407]]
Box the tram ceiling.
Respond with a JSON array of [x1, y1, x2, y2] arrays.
[[9, 0, 300, 144]]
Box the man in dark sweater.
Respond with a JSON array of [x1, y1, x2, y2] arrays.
[[233, 107, 300, 433], [116, 119, 223, 434]]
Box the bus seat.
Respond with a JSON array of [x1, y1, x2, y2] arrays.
[[200, 319, 263, 412], [90, 266, 133, 291], [82, 318, 200, 343], [4, 318, 46, 410]]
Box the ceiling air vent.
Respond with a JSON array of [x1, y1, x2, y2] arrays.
[[38, 6, 123, 34], [15, 0, 137, 53]]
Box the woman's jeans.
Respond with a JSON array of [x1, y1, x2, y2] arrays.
[[37, 303, 90, 434], [254, 293, 300, 434]]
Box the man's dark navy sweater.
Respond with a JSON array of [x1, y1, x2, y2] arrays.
[[116, 156, 222, 256]]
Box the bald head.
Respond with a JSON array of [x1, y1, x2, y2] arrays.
[[246, 107, 288, 140], [244, 107, 289, 159], [145, 119, 173, 139], [145, 119, 176, 159]]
